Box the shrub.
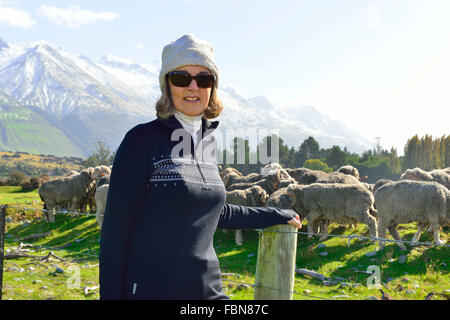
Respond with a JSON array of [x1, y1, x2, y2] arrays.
[[7, 170, 28, 186], [20, 174, 51, 192], [303, 159, 333, 173]]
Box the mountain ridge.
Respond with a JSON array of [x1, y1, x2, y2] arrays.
[[0, 37, 374, 157]]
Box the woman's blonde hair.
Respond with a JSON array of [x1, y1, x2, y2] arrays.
[[156, 77, 224, 120]]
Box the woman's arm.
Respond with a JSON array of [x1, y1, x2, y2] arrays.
[[99, 126, 150, 300], [217, 203, 301, 230]]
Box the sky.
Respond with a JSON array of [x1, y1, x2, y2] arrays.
[[1, 0, 449, 155]]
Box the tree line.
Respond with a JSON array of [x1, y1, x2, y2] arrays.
[[217, 134, 450, 184]]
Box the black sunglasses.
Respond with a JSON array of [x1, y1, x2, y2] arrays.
[[166, 71, 215, 88]]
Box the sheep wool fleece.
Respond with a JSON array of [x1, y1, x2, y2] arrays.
[[99, 115, 297, 300]]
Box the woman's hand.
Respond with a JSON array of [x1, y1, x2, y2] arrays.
[[287, 213, 302, 229]]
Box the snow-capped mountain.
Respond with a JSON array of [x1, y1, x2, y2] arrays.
[[0, 37, 374, 157]]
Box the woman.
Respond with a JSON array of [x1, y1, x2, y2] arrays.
[[99, 34, 302, 300]]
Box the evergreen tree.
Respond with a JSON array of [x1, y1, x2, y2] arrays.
[[326, 145, 347, 170]]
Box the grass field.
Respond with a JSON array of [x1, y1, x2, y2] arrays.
[[1, 186, 449, 300]]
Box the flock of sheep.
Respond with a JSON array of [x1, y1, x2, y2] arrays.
[[36, 160, 450, 250], [37, 165, 111, 228], [221, 164, 450, 248]]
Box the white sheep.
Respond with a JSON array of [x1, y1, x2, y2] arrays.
[[401, 167, 450, 190], [38, 168, 96, 220], [374, 180, 450, 247], [225, 185, 269, 246], [260, 162, 283, 176], [95, 184, 109, 230], [286, 183, 378, 240]]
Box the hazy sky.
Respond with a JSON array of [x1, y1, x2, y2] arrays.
[[1, 0, 449, 154]]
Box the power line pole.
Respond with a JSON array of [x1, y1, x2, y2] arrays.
[[374, 137, 381, 155]]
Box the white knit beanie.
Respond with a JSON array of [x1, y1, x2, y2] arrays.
[[159, 34, 219, 95]]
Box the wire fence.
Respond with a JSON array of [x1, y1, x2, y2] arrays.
[[1, 203, 449, 300], [6, 204, 450, 248]]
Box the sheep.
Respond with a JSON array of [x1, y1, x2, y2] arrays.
[[65, 170, 80, 179], [373, 179, 393, 194], [361, 183, 374, 193], [260, 162, 283, 176], [225, 185, 269, 245], [401, 167, 450, 190], [223, 172, 261, 189], [92, 165, 112, 180], [315, 172, 361, 185], [286, 183, 378, 241], [265, 187, 294, 211], [77, 166, 111, 213], [374, 180, 450, 247], [313, 171, 364, 231], [337, 165, 360, 180], [95, 184, 109, 230], [222, 167, 242, 178], [38, 168, 96, 221], [226, 170, 282, 195], [297, 170, 330, 185], [285, 168, 312, 183], [96, 176, 110, 189], [221, 167, 245, 187], [277, 177, 297, 189]]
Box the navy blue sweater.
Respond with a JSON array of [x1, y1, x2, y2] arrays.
[[99, 115, 297, 300]]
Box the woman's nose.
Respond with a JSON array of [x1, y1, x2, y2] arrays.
[[188, 78, 199, 90]]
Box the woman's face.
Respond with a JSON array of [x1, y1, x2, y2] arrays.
[[168, 65, 212, 117]]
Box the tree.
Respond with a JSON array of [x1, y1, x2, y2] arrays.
[[303, 159, 332, 172], [296, 136, 320, 167], [83, 141, 112, 167], [403, 135, 420, 170], [326, 146, 347, 170], [389, 147, 401, 174]]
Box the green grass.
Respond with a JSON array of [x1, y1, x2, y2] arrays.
[[1, 186, 449, 300]]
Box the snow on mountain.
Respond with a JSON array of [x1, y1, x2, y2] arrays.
[[0, 41, 152, 117], [216, 88, 373, 153], [0, 38, 374, 155], [95, 54, 160, 100], [0, 38, 27, 69]]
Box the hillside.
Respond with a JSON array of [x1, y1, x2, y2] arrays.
[[0, 151, 85, 177]]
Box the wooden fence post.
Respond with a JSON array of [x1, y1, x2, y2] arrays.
[[0, 205, 6, 300], [254, 224, 298, 300]]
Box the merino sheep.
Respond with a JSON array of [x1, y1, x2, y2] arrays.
[[95, 184, 109, 230], [96, 176, 111, 189], [401, 167, 450, 190], [226, 170, 282, 195], [223, 172, 262, 188], [373, 179, 393, 194], [374, 180, 450, 247], [286, 183, 378, 240], [314, 171, 364, 231], [222, 167, 242, 177], [337, 165, 360, 180], [297, 170, 330, 185], [316, 172, 361, 185], [285, 168, 312, 183], [38, 168, 96, 220], [277, 178, 297, 189], [260, 162, 283, 176], [265, 187, 294, 210], [225, 185, 269, 245], [93, 165, 112, 180]]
